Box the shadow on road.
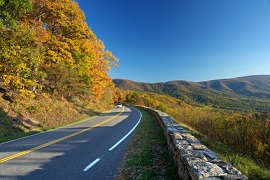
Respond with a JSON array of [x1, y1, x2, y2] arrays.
[[0, 107, 139, 179]]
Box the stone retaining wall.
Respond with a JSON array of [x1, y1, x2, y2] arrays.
[[139, 106, 248, 180]]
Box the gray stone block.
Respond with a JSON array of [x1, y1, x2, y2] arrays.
[[191, 162, 227, 179]]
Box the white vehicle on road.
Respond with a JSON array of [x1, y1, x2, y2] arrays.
[[116, 103, 123, 108]]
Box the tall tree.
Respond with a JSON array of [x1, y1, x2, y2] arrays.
[[28, 0, 118, 101]]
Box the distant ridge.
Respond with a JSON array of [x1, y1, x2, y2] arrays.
[[198, 75, 270, 97], [114, 75, 270, 99], [114, 75, 270, 112]]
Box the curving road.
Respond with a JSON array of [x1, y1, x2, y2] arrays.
[[0, 106, 141, 180]]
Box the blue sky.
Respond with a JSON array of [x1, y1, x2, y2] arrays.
[[76, 0, 270, 83]]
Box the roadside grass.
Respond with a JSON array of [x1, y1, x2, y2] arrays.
[[0, 93, 114, 144], [178, 123, 270, 180], [0, 129, 42, 144], [117, 107, 179, 180], [0, 115, 94, 144], [0, 109, 114, 143]]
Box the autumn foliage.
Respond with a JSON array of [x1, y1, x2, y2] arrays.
[[0, 0, 118, 103], [119, 89, 270, 166]]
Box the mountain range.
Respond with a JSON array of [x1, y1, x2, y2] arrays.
[[113, 75, 270, 113]]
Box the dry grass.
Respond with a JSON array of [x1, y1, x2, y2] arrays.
[[0, 92, 113, 143]]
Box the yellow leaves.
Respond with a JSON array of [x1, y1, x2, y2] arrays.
[[19, 89, 35, 98], [255, 141, 268, 158], [103, 50, 119, 69], [90, 58, 115, 101], [2, 75, 13, 86], [225, 113, 242, 122], [2, 74, 40, 93], [0, 24, 46, 96], [3, 75, 24, 89], [31, 0, 93, 39], [1, 0, 118, 104], [47, 50, 58, 63]]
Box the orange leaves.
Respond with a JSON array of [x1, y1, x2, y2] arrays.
[[31, 0, 92, 40], [37, 0, 118, 101], [91, 60, 113, 100], [0, 0, 118, 104]]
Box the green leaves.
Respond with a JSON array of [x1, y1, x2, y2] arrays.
[[0, 0, 32, 28]]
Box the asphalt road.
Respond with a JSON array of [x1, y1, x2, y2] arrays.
[[0, 106, 142, 180]]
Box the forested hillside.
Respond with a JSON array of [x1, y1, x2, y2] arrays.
[[114, 76, 270, 113], [0, 0, 118, 140], [114, 76, 270, 177]]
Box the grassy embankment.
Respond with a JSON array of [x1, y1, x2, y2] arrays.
[[117, 107, 179, 180], [0, 93, 112, 143]]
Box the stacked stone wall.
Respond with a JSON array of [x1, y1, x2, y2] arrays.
[[138, 106, 248, 180]]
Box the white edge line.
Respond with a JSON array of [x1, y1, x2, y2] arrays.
[[83, 158, 101, 172], [109, 109, 142, 151]]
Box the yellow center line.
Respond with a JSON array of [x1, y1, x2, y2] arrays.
[[0, 107, 124, 164]]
